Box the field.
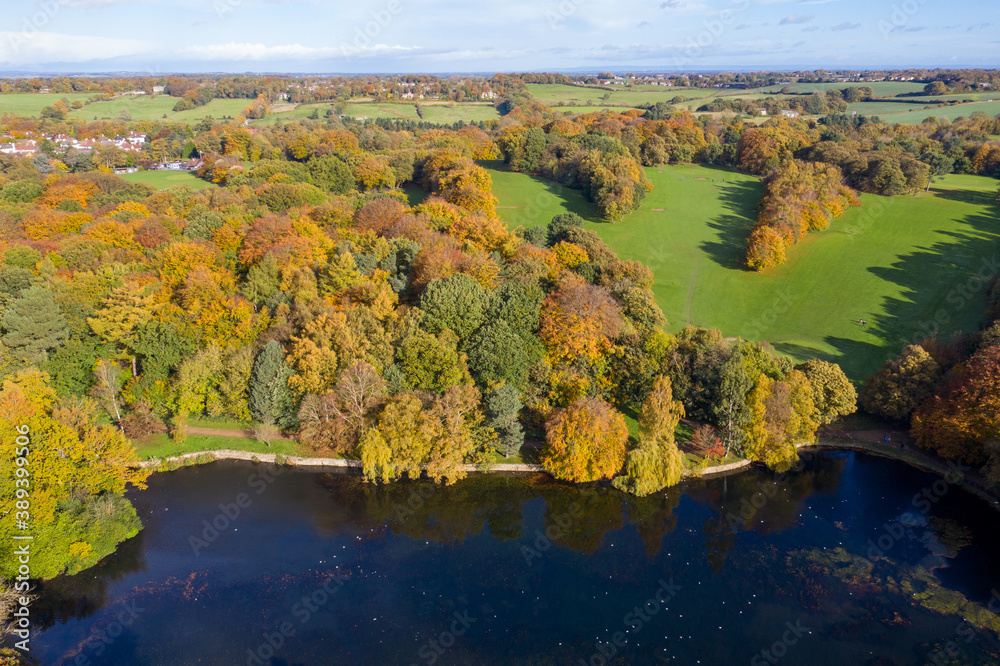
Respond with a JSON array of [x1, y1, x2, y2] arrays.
[[527, 83, 710, 108], [339, 100, 500, 124], [251, 102, 337, 125], [760, 81, 928, 95], [872, 100, 1000, 125], [526, 82, 998, 125], [0, 93, 95, 116], [846, 100, 946, 115], [486, 163, 1000, 382], [121, 170, 216, 191], [67, 96, 251, 123]]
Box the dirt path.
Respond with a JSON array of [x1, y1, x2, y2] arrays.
[[187, 426, 292, 441]]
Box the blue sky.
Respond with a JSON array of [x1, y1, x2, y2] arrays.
[[0, 0, 996, 73]]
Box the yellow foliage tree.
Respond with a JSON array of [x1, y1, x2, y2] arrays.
[[542, 397, 628, 483]]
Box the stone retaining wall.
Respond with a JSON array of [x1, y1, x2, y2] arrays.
[[140, 450, 545, 474]]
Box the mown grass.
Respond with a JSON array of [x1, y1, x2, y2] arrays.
[[486, 163, 1000, 382], [873, 99, 1000, 124], [120, 170, 216, 191], [66, 96, 249, 123], [339, 101, 500, 124], [135, 434, 305, 461], [0, 92, 94, 116]]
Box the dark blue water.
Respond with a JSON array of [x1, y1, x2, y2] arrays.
[[25, 452, 1000, 666]]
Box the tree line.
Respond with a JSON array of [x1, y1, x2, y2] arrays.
[[860, 279, 1000, 485]]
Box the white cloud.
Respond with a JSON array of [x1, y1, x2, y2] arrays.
[[62, 0, 152, 7], [0, 30, 150, 64], [779, 13, 814, 24], [180, 42, 420, 60]]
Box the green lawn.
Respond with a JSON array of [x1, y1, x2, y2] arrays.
[[484, 160, 597, 229], [875, 99, 1000, 125], [403, 183, 428, 206], [0, 93, 95, 116], [761, 81, 928, 96], [337, 101, 500, 124], [252, 102, 337, 125], [527, 83, 713, 108], [135, 434, 305, 461], [486, 163, 1000, 382], [846, 100, 946, 115], [121, 170, 216, 191], [67, 96, 250, 123]]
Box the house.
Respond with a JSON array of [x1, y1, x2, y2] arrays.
[[152, 86, 165, 94], [480, 90, 496, 100], [0, 140, 38, 156], [780, 109, 800, 118]]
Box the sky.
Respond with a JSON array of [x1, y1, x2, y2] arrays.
[[0, 0, 996, 74]]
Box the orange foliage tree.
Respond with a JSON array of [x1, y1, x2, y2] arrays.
[[540, 276, 622, 365], [911, 345, 1000, 463]]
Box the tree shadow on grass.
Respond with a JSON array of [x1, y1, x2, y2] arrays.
[[929, 185, 998, 208], [698, 179, 763, 271], [479, 160, 601, 227], [820, 203, 1000, 382]]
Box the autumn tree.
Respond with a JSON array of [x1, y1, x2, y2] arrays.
[[911, 345, 1000, 465], [88, 282, 156, 376], [91, 359, 125, 428], [298, 361, 386, 453], [796, 359, 856, 424], [541, 397, 628, 483], [358, 385, 484, 485], [0, 369, 148, 579], [396, 330, 469, 394], [860, 345, 941, 422], [540, 276, 621, 365], [613, 375, 685, 496]]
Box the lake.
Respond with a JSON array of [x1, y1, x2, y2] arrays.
[[27, 452, 1000, 665]]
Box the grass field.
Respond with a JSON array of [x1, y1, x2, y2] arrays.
[[252, 102, 337, 125], [66, 96, 250, 123], [338, 100, 500, 124], [760, 81, 928, 95], [486, 163, 1000, 382], [846, 100, 945, 115], [0, 93, 95, 116], [121, 170, 216, 191], [874, 100, 1000, 125], [527, 83, 710, 108]]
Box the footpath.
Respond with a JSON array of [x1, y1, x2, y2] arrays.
[[140, 424, 1000, 505]]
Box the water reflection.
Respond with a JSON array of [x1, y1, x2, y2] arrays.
[[23, 453, 1000, 666]]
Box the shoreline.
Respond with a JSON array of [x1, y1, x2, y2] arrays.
[[138, 439, 1000, 507]]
